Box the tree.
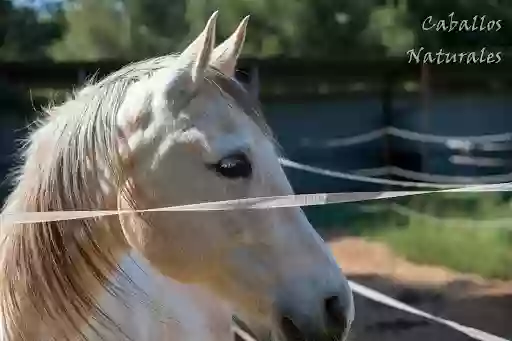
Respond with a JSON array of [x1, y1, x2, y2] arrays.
[[50, 0, 190, 60], [50, 0, 132, 60], [184, 0, 308, 57], [0, 0, 63, 60], [297, 0, 388, 58], [362, 0, 415, 57]]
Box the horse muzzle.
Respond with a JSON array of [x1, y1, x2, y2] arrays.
[[233, 292, 352, 341]]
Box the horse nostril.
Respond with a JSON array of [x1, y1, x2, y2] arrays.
[[324, 295, 348, 332]]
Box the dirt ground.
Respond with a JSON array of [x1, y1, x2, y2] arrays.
[[326, 235, 512, 341]]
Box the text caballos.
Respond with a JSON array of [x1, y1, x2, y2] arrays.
[[422, 12, 502, 32]]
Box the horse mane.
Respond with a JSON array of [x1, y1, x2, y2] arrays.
[[0, 55, 270, 340]]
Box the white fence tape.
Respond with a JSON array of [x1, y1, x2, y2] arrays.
[[390, 166, 512, 184], [300, 129, 386, 147], [450, 155, 512, 167], [300, 127, 512, 149], [281, 158, 512, 187], [387, 127, 512, 144], [352, 166, 391, 177], [0, 191, 446, 225], [2, 182, 512, 226], [232, 325, 255, 341], [280, 158, 512, 228], [280, 158, 472, 188], [349, 165, 512, 184]]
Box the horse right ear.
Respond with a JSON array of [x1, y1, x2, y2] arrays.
[[210, 16, 249, 77]]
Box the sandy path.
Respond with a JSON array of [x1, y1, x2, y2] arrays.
[[327, 236, 512, 341]]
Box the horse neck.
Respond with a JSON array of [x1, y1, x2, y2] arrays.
[[0, 178, 129, 340]]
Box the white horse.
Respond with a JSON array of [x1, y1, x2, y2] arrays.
[[0, 12, 354, 341]]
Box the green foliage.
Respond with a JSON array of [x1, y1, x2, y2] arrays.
[[0, 0, 63, 60], [358, 194, 512, 279], [294, 0, 383, 58], [373, 219, 512, 280], [50, 0, 132, 60], [50, 0, 191, 60], [185, 0, 308, 57], [363, 1, 415, 56]]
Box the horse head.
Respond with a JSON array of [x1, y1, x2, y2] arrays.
[[116, 12, 354, 341]]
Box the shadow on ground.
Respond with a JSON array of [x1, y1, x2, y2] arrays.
[[346, 268, 512, 341]]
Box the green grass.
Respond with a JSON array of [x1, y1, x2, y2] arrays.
[[313, 193, 512, 280], [370, 217, 512, 279]]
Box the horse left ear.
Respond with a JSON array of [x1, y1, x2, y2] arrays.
[[210, 16, 249, 77]]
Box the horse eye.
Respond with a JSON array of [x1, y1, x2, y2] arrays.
[[210, 153, 252, 179]]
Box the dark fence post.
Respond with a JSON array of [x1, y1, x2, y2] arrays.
[[420, 63, 430, 173], [382, 70, 395, 191], [78, 68, 87, 85], [248, 65, 260, 101]]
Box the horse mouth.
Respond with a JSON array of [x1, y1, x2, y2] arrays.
[[234, 315, 350, 341]]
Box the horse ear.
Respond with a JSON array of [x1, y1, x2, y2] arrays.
[[210, 16, 249, 77], [180, 11, 218, 82]]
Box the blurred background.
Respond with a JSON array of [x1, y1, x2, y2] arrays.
[[1, 0, 512, 340]]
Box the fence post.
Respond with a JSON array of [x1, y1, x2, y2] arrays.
[[420, 63, 430, 173], [78, 68, 87, 85], [248, 65, 260, 101], [382, 71, 395, 192]]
